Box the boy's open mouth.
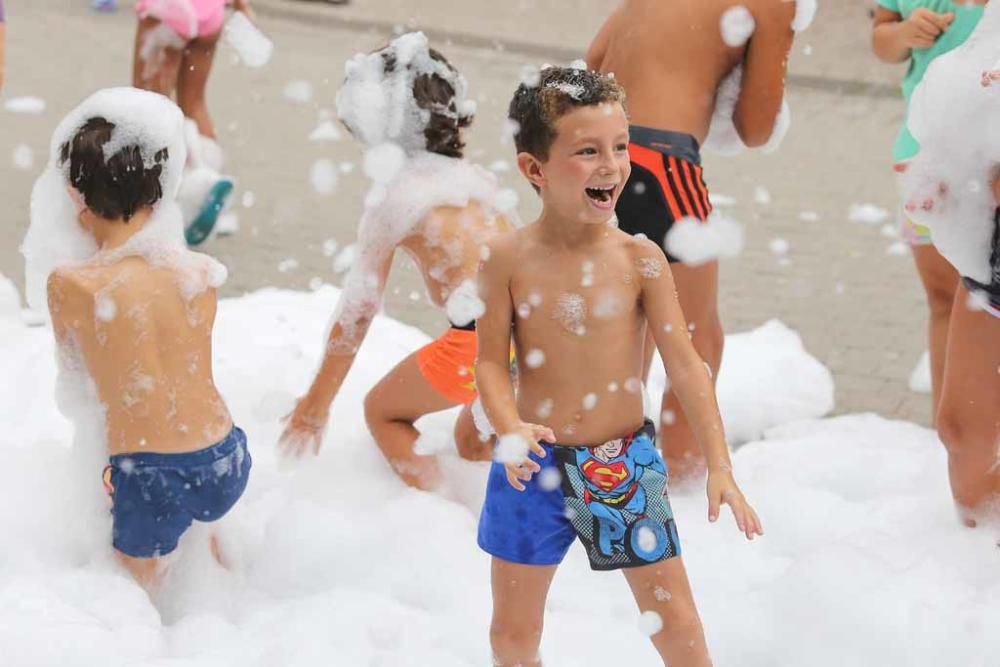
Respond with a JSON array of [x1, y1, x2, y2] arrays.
[[585, 185, 616, 204]]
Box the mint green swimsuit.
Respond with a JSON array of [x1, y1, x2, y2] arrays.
[[878, 0, 985, 162]]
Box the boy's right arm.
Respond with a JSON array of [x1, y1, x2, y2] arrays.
[[279, 252, 392, 458], [475, 235, 553, 491], [872, 6, 954, 64], [732, 2, 796, 147]]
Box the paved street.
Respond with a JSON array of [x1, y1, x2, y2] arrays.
[[0, 0, 932, 423]]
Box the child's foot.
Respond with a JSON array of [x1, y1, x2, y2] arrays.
[[91, 0, 117, 12], [185, 178, 234, 246], [981, 69, 1000, 88]]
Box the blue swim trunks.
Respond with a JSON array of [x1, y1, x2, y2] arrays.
[[478, 419, 681, 570], [103, 425, 251, 558]]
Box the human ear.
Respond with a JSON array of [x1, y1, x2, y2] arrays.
[[516, 152, 546, 190]]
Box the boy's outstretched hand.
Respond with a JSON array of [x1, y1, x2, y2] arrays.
[[278, 394, 329, 458], [498, 423, 556, 491], [707, 470, 764, 540]]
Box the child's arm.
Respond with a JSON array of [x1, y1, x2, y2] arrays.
[[279, 252, 392, 457], [731, 2, 796, 148], [632, 239, 762, 539], [872, 6, 954, 64], [475, 234, 554, 491]]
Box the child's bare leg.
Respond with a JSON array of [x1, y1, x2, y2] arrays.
[[115, 550, 167, 593], [364, 352, 459, 490], [911, 244, 960, 419], [454, 403, 493, 461], [659, 261, 723, 483], [176, 29, 221, 139], [490, 558, 557, 667], [936, 285, 1000, 523], [623, 558, 711, 666], [132, 18, 183, 95]]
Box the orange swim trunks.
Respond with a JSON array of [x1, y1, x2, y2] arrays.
[[416, 325, 480, 405]]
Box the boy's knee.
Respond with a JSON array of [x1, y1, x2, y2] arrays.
[[363, 389, 389, 431], [925, 286, 956, 319], [490, 621, 543, 665], [937, 408, 998, 503]]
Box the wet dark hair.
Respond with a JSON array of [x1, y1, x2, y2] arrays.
[[507, 66, 626, 161], [380, 47, 472, 158], [58, 117, 167, 222]]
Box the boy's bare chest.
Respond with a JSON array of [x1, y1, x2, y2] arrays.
[[510, 256, 641, 336]]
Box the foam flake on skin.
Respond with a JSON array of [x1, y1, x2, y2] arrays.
[[536, 398, 554, 419], [582, 393, 598, 410], [720, 6, 756, 47], [636, 257, 663, 279], [94, 294, 117, 323], [637, 611, 663, 637], [553, 293, 587, 336]]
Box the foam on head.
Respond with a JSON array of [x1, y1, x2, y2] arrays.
[[335, 32, 474, 153], [507, 65, 626, 160], [21, 88, 189, 313]]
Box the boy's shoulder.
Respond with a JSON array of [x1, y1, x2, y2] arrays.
[[609, 226, 663, 261]]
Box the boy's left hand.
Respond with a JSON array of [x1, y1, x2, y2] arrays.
[[707, 470, 764, 540]]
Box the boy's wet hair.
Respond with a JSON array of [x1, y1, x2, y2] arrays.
[[508, 66, 626, 161], [381, 47, 472, 158], [59, 117, 167, 222]]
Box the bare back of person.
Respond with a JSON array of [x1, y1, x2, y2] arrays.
[[401, 201, 513, 310], [590, 0, 795, 144], [49, 255, 232, 457], [505, 225, 648, 446]]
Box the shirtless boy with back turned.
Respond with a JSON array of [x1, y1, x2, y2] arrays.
[[43, 89, 250, 592]]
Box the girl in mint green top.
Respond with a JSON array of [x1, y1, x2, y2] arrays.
[[877, 0, 985, 162]]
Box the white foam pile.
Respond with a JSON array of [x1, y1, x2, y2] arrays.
[[0, 281, 997, 666]]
